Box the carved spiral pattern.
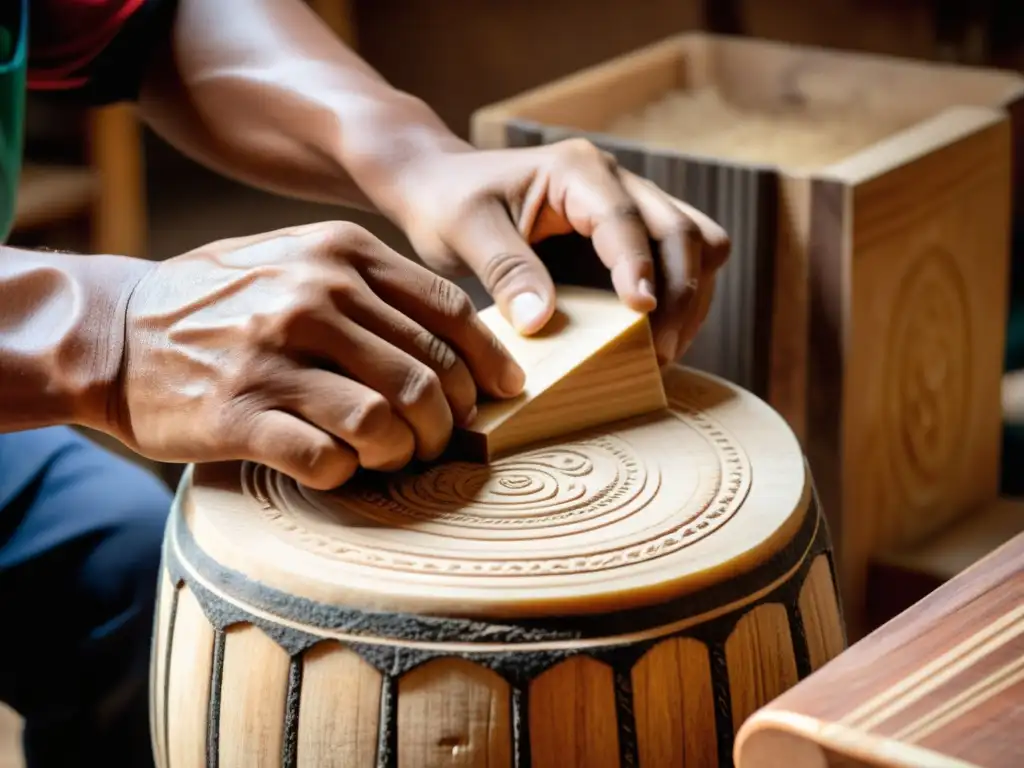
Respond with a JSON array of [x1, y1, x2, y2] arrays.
[[885, 249, 970, 499], [244, 392, 751, 577], [339, 439, 648, 531]]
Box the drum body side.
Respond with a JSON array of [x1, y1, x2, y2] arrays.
[[149, 486, 845, 768]]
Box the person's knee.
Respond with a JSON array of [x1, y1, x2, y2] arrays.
[[80, 468, 172, 638]]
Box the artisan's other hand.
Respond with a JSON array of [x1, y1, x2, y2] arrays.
[[114, 222, 524, 489], [380, 138, 730, 363]]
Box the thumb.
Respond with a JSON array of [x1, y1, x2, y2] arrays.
[[445, 202, 557, 335]]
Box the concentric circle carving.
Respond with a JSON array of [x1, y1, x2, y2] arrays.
[[348, 438, 647, 531], [884, 248, 970, 499], [243, 392, 752, 579]]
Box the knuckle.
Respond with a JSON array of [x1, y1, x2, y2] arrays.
[[319, 220, 370, 246], [708, 232, 732, 268], [480, 251, 537, 295], [418, 329, 459, 372], [559, 137, 603, 161], [344, 393, 393, 440], [606, 202, 644, 226], [428, 277, 474, 321], [398, 364, 443, 410], [664, 210, 697, 242], [293, 434, 336, 474], [326, 271, 364, 308], [312, 221, 377, 264]]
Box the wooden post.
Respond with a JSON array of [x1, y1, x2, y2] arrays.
[[88, 104, 147, 258]]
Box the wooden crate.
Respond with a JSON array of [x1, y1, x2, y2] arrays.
[[472, 33, 1024, 635]]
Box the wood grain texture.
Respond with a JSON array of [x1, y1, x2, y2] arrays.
[[153, 366, 845, 767], [218, 626, 290, 768], [735, 530, 1024, 768], [633, 638, 717, 768], [530, 656, 620, 768], [769, 175, 812, 443], [726, 604, 800, 731], [454, 287, 667, 461], [297, 642, 381, 768], [798, 556, 846, 672], [165, 587, 214, 768], [824, 108, 1013, 635], [398, 658, 511, 768]]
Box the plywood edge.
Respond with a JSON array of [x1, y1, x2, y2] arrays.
[[734, 710, 979, 768], [768, 173, 814, 444], [803, 178, 852, 609], [818, 106, 1009, 186]]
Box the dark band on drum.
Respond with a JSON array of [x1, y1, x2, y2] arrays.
[[709, 638, 736, 765], [376, 675, 398, 768], [206, 629, 225, 768], [164, 488, 828, 653], [613, 668, 640, 767], [512, 686, 530, 768], [282, 657, 302, 768], [786, 598, 814, 680]]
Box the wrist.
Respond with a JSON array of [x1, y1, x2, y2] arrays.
[[337, 90, 472, 225], [69, 254, 155, 432], [27, 250, 153, 432], [0, 248, 152, 433]]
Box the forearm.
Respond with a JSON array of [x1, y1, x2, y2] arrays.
[[0, 248, 149, 433], [139, 0, 469, 215]]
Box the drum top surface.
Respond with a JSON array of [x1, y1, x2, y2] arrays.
[[175, 365, 811, 618]]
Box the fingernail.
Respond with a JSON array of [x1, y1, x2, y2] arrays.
[[639, 278, 656, 305], [510, 292, 547, 333], [461, 405, 478, 427]]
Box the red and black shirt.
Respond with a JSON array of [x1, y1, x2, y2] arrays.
[[27, 0, 178, 104]]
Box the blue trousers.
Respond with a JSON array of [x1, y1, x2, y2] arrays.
[[0, 427, 170, 768]]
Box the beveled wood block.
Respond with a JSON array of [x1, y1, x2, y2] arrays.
[[734, 527, 1024, 768], [153, 366, 846, 767], [454, 286, 667, 462], [472, 32, 1024, 635]]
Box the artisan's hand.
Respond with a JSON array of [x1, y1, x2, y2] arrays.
[[389, 139, 731, 363], [113, 222, 524, 489]]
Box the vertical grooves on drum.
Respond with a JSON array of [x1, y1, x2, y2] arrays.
[[786, 601, 814, 680], [376, 674, 398, 768], [281, 656, 303, 768], [613, 669, 639, 767], [206, 629, 226, 768], [512, 685, 531, 768], [708, 640, 735, 765], [161, 587, 179, 768]]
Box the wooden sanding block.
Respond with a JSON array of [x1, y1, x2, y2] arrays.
[[451, 286, 667, 461]]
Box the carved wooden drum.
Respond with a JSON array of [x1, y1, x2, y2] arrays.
[[150, 365, 846, 768]]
